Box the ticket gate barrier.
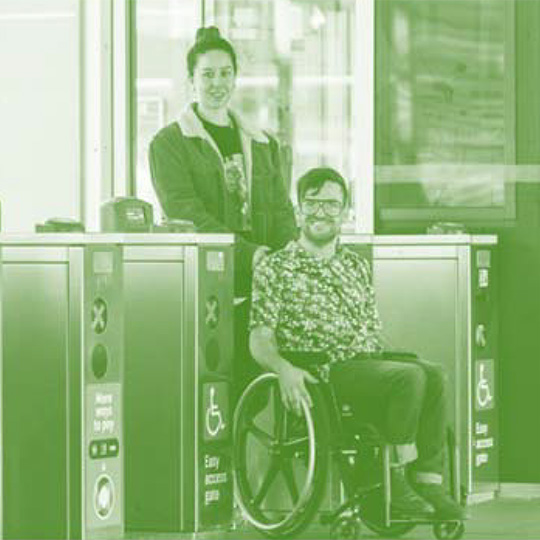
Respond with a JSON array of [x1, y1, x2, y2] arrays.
[[368, 235, 499, 502], [122, 234, 234, 533], [0, 236, 124, 539]]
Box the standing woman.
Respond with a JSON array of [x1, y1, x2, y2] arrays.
[[149, 26, 297, 394], [149, 26, 297, 295]]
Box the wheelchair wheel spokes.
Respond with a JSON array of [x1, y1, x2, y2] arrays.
[[233, 373, 329, 538], [281, 459, 300, 505], [242, 391, 315, 519], [246, 420, 274, 449], [273, 385, 285, 441], [252, 457, 282, 507]]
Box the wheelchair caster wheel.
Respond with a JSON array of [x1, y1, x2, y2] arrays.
[[330, 516, 361, 540], [433, 520, 465, 540]]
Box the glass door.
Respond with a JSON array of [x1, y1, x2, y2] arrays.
[[375, 0, 515, 225]]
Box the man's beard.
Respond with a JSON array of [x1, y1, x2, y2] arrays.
[[303, 220, 339, 246]]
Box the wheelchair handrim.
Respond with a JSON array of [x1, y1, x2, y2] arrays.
[[233, 373, 317, 533]]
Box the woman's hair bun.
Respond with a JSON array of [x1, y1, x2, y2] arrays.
[[195, 26, 221, 43], [187, 26, 237, 77]]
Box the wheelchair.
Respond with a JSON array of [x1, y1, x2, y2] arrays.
[[233, 371, 466, 539]]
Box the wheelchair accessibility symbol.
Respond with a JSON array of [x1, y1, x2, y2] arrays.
[[203, 382, 229, 441], [91, 298, 108, 335], [475, 360, 494, 411]]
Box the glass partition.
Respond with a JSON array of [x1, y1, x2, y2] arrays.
[[133, 0, 360, 225], [207, 0, 358, 210], [375, 0, 515, 224], [133, 0, 201, 220], [0, 0, 80, 231]]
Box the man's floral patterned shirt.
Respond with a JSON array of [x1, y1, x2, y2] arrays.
[[249, 241, 383, 371]]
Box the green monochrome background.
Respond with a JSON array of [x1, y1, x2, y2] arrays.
[[1, 0, 540, 539]]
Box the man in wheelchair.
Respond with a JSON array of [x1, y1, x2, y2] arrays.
[[248, 167, 466, 522]]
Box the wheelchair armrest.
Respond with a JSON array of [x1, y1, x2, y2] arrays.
[[355, 350, 419, 362]]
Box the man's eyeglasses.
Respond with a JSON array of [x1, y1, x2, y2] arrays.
[[301, 199, 344, 217]]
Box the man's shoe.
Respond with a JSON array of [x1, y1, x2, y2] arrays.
[[412, 482, 468, 520], [390, 467, 435, 518]]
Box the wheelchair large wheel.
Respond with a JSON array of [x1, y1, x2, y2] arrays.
[[233, 373, 329, 538], [359, 487, 416, 538]]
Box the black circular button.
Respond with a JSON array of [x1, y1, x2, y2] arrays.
[[91, 344, 108, 379], [205, 338, 220, 372]]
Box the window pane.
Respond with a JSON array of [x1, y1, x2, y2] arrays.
[[375, 0, 512, 214], [134, 0, 358, 223], [134, 0, 200, 221], [211, 0, 357, 204], [0, 0, 79, 232]]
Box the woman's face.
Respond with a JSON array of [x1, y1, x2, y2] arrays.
[[191, 49, 236, 112]]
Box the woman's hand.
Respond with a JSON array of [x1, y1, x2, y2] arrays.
[[276, 363, 318, 416]]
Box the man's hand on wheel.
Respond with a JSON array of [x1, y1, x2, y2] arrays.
[[276, 362, 318, 416]]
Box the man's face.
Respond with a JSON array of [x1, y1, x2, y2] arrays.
[[299, 181, 347, 246], [191, 50, 236, 112]]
